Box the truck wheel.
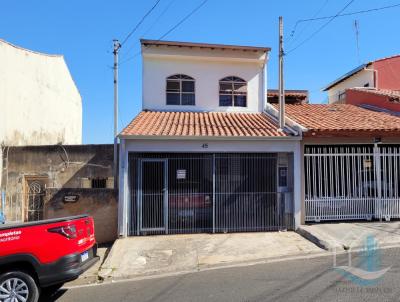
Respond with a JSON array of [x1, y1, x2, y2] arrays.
[[0, 271, 39, 302]]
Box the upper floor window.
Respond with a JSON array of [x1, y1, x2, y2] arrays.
[[166, 74, 195, 105], [219, 76, 247, 107]]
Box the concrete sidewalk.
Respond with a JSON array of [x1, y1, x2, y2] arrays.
[[298, 221, 400, 251], [98, 232, 324, 281]]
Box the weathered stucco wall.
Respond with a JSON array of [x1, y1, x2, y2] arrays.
[[45, 188, 118, 243], [2, 144, 113, 191], [0, 39, 82, 146], [1, 144, 118, 243]]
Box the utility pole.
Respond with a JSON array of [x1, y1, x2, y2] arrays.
[[113, 39, 121, 189], [278, 16, 285, 130]]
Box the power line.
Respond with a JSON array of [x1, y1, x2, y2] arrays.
[[290, 2, 400, 37], [286, 0, 329, 48], [158, 0, 208, 40], [119, 0, 209, 66], [142, 0, 176, 38], [122, 0, 176, 57], [286, 0, 355, 55], [120, 0, 162, 46]]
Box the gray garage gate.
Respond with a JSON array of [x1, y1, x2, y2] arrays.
[[128, 153, 294, 235]]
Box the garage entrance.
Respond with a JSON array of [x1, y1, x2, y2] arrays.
[[129, 153, 294, 235], [304, 144, 400, 222]]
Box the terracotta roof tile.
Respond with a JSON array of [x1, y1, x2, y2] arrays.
[[120, 111, 289, 138], [273, 104, 400, 137], [267, 89, 308, 98]]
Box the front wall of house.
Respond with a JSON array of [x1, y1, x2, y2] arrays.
[[118, 138, 302, 236], [142, 49, 266, 113], [327, 69, 374, 104]]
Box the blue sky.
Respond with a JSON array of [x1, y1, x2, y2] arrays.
[[1, 0, 400, 144]]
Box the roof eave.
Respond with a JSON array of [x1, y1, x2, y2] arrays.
[[118, 134, 301, 141], [322, 63, 371, 91], [140, 39, 271, 53]]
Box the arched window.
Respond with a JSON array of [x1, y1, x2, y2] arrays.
[[166, 74, 195, 105], [219, 76, 247, 107]]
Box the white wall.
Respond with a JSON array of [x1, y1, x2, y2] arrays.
[[0, 39, 82, 147], [142, 46, 267, 113], [327, 69, 374, 103], [118, 138, 302, 236]]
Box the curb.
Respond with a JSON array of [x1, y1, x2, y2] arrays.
[[66, 250, 329, 288], [64, 243, 400, 289], [296, 227, 336, 250]]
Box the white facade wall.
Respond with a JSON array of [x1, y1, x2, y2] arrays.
[[0, 39, 82, 147], [327, 69, 374, 103], [118, 138, 302, 236], [142, 46, 267, 112]]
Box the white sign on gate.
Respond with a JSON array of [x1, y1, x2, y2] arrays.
[[176, 169, 187, 179]]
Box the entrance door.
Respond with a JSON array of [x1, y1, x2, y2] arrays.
[[24, 177, 47, 222], [140, 159, 167, 233]]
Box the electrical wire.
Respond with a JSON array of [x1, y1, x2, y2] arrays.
[[286, 0, 355, 55], [120, 0, 162, 46], [141, 0, 176, 38], [119, 0, 209, 66], [286, 0, 329, 48], [158, 0, 208, 41], [290, 2, 400, 38], [122, 0, 176, 58]]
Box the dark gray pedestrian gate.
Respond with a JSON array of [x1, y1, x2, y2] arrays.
[[129, 153, 294, 235]]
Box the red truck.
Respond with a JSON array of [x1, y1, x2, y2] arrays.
[[0, 215, 98, 302]]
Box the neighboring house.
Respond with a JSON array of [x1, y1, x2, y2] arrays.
[[323, 54, 400, 111], [344, 88, 400, 113], [2, 144, 117, 243], [0, 40, 117, 243], [0, 39, 82, 199], [275, 103, 400, 223], [267, 89, 308, 104], [118, 39, 304, 237]]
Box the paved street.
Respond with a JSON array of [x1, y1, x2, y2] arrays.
[[42, 247, 400, 302]]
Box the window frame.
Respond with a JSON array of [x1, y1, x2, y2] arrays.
[[166, 74, 195, 106], [219, 76, 247, 107]]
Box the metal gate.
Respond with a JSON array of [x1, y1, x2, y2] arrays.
[[130, 153, 294, 235], [26, 180, 45, 221], [305, 145, 400, 222]]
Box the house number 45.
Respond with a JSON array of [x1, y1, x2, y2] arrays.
[[202, 143, 209, 149]]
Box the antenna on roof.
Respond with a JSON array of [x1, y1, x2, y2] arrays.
[[354, 20, 361, 64]]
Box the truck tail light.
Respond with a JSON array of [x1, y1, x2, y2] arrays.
[[48, 225, 77, 239]]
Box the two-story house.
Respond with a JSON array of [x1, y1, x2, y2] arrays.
[[323, 54, 400, 113], [117, 39, 304, 237]]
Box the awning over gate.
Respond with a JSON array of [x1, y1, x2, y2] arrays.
[[119, 111, 297, 138]]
